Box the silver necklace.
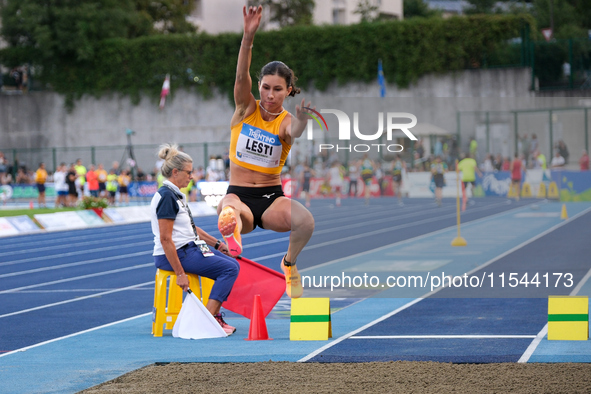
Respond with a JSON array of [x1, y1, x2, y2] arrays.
[[260, 103, 284, 116]]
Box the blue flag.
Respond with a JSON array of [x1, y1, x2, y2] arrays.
[[378, 59, 386, 98]]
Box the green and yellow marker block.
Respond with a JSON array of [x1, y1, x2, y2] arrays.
[[290, 298, 332, 341], [548, 296, 589, 340]]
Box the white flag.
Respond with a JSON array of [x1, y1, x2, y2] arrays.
[[172, 289, 227, 339]]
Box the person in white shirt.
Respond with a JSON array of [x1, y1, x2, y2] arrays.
[[53, 163, 68, 208], [151, 144, 239, 335], [551, 151, 565, 169]]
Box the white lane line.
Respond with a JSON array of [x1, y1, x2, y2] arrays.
[[461, 205, 591, 278], [292, 201, 541, 269], [298, 297, 428, 362], [0, 312, 152, 359], [299, 205, 591, 362], [0, 233, 152, 257], [517, 325, 549, 363], [0, 263, 153, 294], [0, 224, 152, 248], [0, 281, 154, 319], [570, 267, 591, 296], [517, 266, 591, 363], [351, 335, 537, 339], [0, 251, 152, 278], [0, 241, 153, 268]]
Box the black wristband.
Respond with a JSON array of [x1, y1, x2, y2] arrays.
[[214, 240, 221, 250]]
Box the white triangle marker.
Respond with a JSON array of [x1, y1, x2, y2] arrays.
[[172, 289, 227, 339]]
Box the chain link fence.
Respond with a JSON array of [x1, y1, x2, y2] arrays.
[[458, 107, 590, 168], [0, 141, 230, 179]]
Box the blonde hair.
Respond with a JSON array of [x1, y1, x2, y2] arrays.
[[158, 143, 192, 178]]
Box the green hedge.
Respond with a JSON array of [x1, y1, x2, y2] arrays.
[[1, 14, 535, 105]]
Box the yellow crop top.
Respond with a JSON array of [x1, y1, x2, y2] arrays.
[[229, 100, 291, 175]]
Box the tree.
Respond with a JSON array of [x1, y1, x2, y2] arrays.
[[251, 0, 315, 27], [403, 0, 441, 19], [354, 0, 380, 22], [0, 0, 147, 63], [0, 0, 196, 65], [135, 0, 196, 34], [464, 0, 498, 15], [531, 0, 583, 37]]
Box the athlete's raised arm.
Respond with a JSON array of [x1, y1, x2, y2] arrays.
[[233, 6, 262, 124]]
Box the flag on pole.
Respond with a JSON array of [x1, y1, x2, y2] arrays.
[[159, 74, 170, 110], [223, 256, 285, 319], [378, 59, 386, 98]]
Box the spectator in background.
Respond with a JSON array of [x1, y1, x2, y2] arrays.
[[16, 167, 31, 184], [0, 151, 7, 185], [106, 169, 118, 205], [348, 160, 360, 198], [97, 163, 108, 197], [66, 164, 78, 207], [502, 156, 511, 171], [328, 161, 344, 207], [580, 150, 589, 171], [457, 153, 482, 206], [434, 138, 443, 158], [469, 138, 478, 161], [533, 150, 546, 170], [111, 161, 121, 175], [300, 163, 314, 208], [558, 140, 569, 165], [390, 155, 406, 205], [416, 139, 425, 161], [530, 134, 539, 160], [510, 153, 523, 201], [54, 163, 68, 208], [431, 156, 447, 207], [136, 167, 146, 181], [494, 154, 503, 171], [360, 154, 374, 205], [86, 165, 99, 197], [34, 163, 48, 208], [75, 159, 87, 199], [481, 153, 495, 173], [551, 150, 565, 169], [520, 134, 530, 167], [118, 169, 131, 205]]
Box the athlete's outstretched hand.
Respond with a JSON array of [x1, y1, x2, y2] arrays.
[[243, 5, 263, 38], [295, 98, 314, 122]]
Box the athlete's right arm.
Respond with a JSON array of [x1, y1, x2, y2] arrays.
[[232, 6, 262, 125]]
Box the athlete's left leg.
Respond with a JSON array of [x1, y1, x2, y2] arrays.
[[261, 197, 314, 298]]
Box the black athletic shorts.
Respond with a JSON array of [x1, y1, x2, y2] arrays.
[[226, 185, 284, 230], [433, 174, 445, 188]]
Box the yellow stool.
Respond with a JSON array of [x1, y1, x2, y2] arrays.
[[152, 269, 215, 337]]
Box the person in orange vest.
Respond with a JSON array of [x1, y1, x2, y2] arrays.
[[34, 162, 48, 208]]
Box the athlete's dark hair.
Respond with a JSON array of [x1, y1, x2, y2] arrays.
[[258, 61, 300, 97]]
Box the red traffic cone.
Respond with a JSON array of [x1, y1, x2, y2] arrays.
[[244, 294, 272, 341]]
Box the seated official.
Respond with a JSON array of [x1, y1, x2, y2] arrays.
[[151, 144, 239, 335]]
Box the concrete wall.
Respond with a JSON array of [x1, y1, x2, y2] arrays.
[[2, 67, 590, 171]]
